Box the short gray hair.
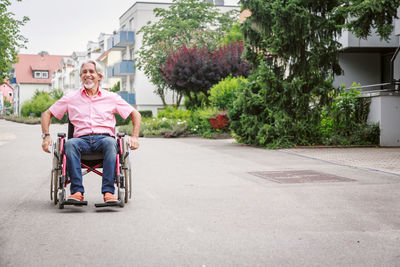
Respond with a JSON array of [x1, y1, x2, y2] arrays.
[[80, 60, 104, 77]]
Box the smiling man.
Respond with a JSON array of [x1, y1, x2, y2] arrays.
[[41, 60, 141, 203]]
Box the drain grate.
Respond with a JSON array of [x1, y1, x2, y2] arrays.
[[248, 170, 356, 184]]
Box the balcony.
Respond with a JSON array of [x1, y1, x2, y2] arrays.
[[106, 61, 134, 78], [338, 29, 398, 52], [113, 60, 135, 76], [107, 30, 135, 51], [107, 66, 114, 79], [117, 91, 136, 105]]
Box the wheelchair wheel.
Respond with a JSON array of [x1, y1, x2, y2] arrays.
[[122, 140, 132, 203], [123, 168, 131, 203], [58, 188, 65, 209], [50, 140, 60, 205]]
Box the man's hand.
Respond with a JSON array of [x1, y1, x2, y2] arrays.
[[42, 136, 53, 153], [128, 136, 139, 150]]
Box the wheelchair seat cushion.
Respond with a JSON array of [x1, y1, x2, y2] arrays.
[[81, 153, 104, 161]]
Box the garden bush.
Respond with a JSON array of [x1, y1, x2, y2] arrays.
[[139, 110, 153, 118], [21, 89, 64, 118], [229, 61, 322, 148], [115, 113, 131, 126], [118, 117, 188, 138], [21, 90, 56, 117], [157, 106, 191, 120], [320, 85, 379, 146], [51, 113, 68, 124], [209, 76, 248, 110], [208, 110, 230, 131], [187, 107, 219, 137]]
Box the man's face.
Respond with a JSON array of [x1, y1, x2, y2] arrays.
[[80, 63, 102, 90]]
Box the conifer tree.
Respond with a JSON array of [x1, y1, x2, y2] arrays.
[[229, 0, 400, 148]]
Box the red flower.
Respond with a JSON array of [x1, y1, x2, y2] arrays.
[[208, 110, 230, 130]]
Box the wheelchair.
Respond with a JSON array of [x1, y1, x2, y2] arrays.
[[50, 122, 132, 209]]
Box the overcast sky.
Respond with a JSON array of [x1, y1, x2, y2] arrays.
[[9, 0, 240, 56]]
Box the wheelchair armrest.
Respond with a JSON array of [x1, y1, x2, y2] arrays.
[[57, 133, 66, 137]]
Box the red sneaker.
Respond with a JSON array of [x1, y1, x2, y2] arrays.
[[104, 192, 118, 203], [68, 192, 84, 202]]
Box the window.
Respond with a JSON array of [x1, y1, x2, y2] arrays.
[[34, 71, 42, 78], [33, 71, 49, 79]]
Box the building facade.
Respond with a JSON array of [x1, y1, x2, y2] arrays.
[[334, 29, 400, 89], [51, 33, 116, 95]]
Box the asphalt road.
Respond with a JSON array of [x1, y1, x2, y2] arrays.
[[0, 119, 399, 267]]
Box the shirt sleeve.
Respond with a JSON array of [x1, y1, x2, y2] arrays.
[[49, 95, 69, 120], [115, 94, 134, 119]]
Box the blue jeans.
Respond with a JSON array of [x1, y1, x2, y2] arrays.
[[65, 135, 117, 195]]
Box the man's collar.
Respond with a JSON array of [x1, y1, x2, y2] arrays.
[[80, 86, 103, 97]]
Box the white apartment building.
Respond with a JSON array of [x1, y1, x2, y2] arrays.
[[332, 11, 400, 146], [52, 33, 115, 94], [334, 29, 400, 89]]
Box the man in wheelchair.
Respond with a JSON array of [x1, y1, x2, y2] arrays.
[[40, 60, 141, 207]]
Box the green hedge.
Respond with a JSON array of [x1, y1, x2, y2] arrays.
[[139, 110, 153, 118]]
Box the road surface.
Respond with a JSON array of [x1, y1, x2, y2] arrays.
[[0, 119, 399, 266]]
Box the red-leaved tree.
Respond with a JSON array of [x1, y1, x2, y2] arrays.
[[160, 41, 250, 106], [212, 41, 250, 78]]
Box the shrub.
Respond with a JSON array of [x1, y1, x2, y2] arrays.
[[320, 85, 379, 146], [228, 61, 318, 148], [139, 110, 153, 118], [208, 110, 230, 131], [51, 113, 68, 124], [115, 113, 131, 126], [110, 81, 120, 92], [209, 76, 248, 110], [118, 117, 189, 138], [21, 89, 64, 117], [21, 90, 56, 117], [187, 107, 217, 136], [157, 106, 191, 120]]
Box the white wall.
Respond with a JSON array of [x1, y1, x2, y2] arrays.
[[120, 2, 174, 115], [395, 8, 400, 36], [368, 93, 400, 146], [334, 53, 381, 88], [19, 83, 51, 108]]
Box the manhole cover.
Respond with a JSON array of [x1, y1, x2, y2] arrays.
[[248, 170, 356, 184]]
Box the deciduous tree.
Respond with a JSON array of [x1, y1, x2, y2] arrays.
[[160, 41, 250, 107], [0, 0, 28, 81], [136, 0, 237, 106]]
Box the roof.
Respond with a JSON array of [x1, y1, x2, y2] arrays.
[[1, 83, 13, 91], [14, 54, 69, 84], [97, 50, 111, 61]]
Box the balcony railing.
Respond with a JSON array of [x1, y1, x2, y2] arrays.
[[338, 29, 398, 50], [107, 66, 114, 79], [107, 30, 135, 51], [114, 60, 135, 76], [107, 61, 135, 78], [117, 91, 136, 105]]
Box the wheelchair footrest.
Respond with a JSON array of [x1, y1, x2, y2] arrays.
[[94, 201, 124, 208], [62, 200, 88, 206]]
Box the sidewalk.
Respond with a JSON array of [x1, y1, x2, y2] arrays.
[[279, 147, 400, 175]]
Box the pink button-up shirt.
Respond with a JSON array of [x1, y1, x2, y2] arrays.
[[49, 87, 134, 138]]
